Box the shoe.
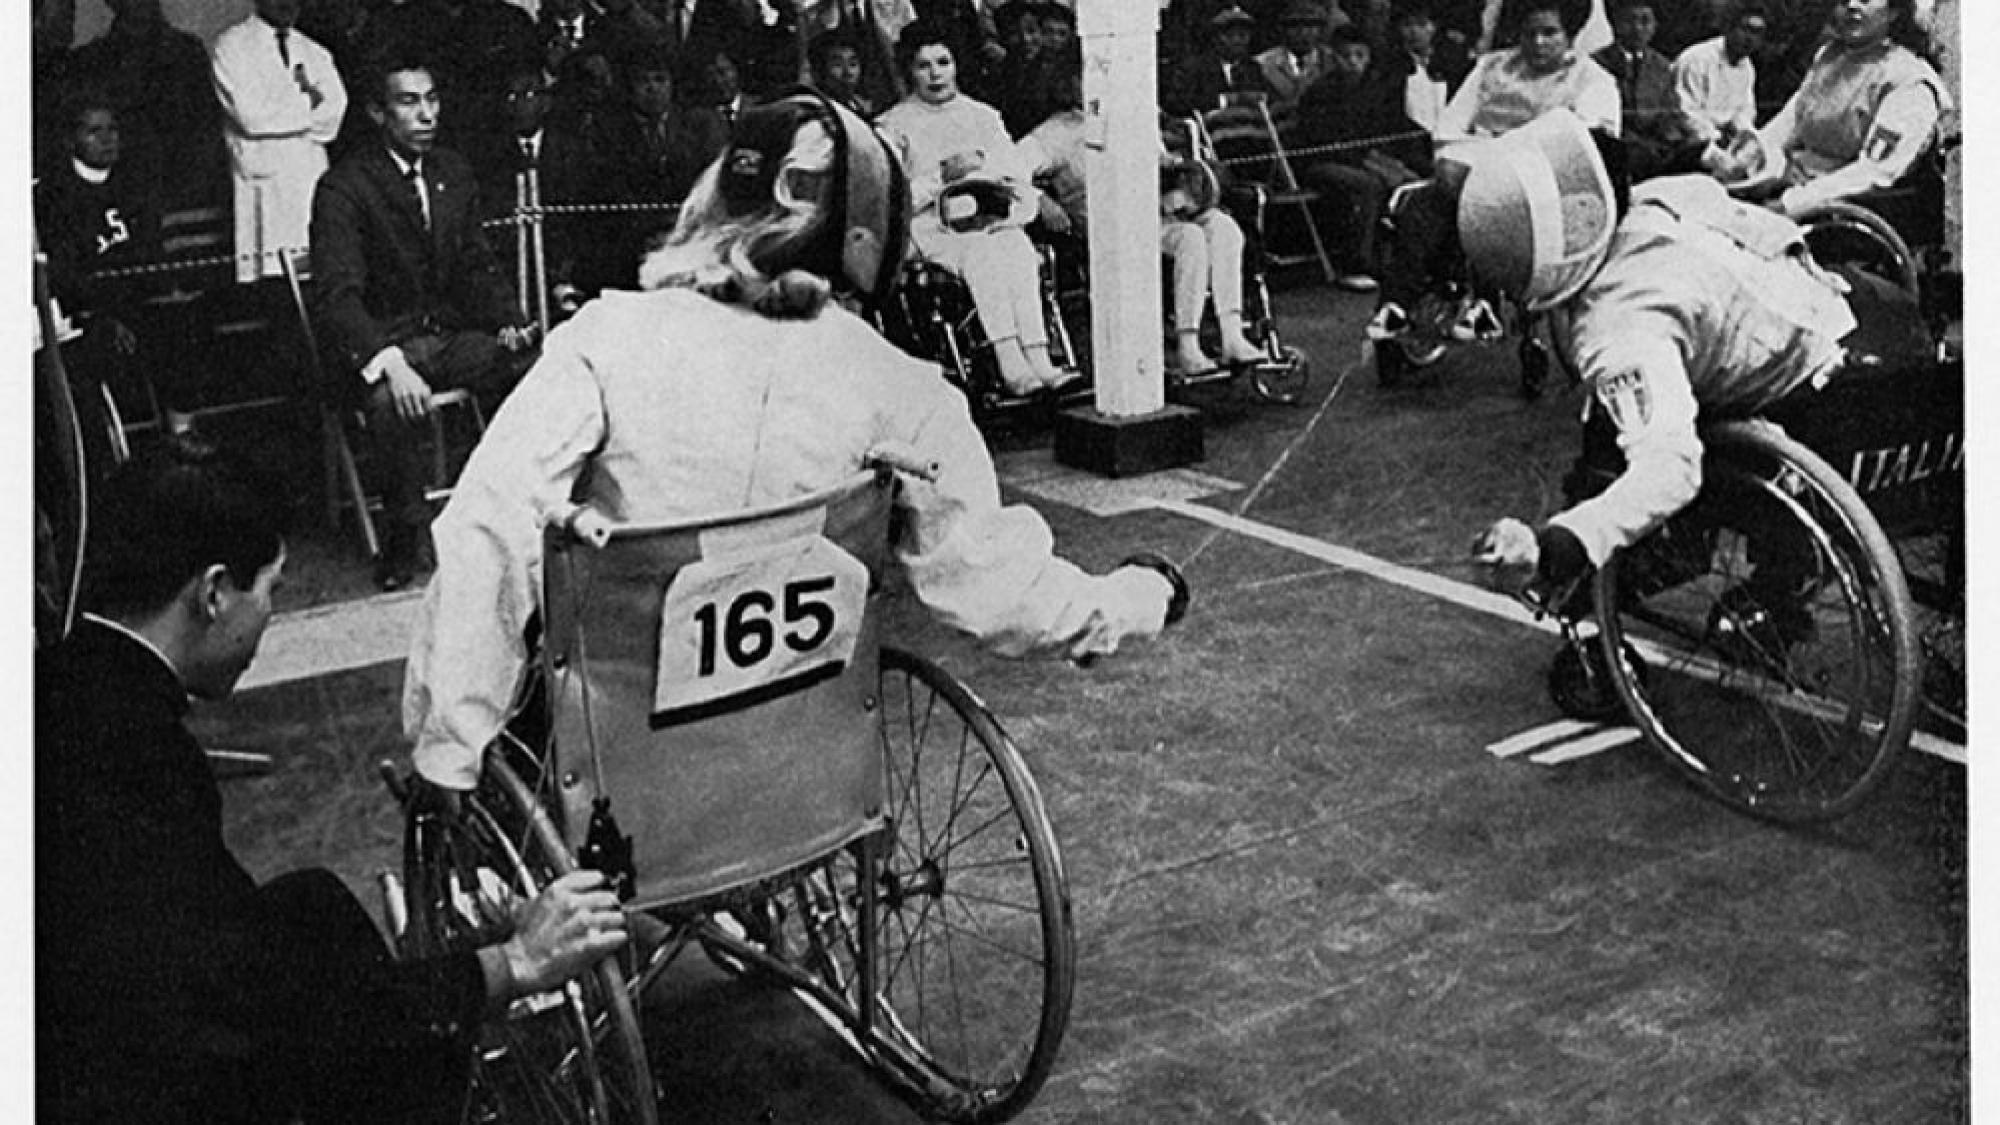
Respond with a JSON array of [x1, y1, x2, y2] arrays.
[[1364, 302, 1411, 342], [1045, 364, 1087, 391], [1448, 297, 1503, 342], [1217, 335, 1267, 366], [1336, 273, 1380, 293], [373, 522, 427, 592], [1166, 345, 1220, 376]]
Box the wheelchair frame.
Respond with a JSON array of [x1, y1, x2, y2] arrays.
[[1542, 202, 1961, 823], [388, 467, 1078, 1123]]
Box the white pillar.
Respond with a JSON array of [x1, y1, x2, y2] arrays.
[[1078, 1, 1165, 418]]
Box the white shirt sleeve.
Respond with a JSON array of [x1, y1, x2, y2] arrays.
[[1778, 79, 1945, 216], [1548, 337, 1704, 566], [1574, 58, 1622, 136], [404, 323, 610, 789]]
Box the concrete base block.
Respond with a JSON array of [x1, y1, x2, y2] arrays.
[[1052, 404, 1204, 478]]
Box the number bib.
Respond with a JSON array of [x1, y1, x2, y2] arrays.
[[652, 535, 869, 727]]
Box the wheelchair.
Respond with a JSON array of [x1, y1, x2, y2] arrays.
[[385, 459, 1076, 1123], [1541, 201, 1962, 824], [1369, 179, 1555, 398], [1040, 183, 1313, 409]]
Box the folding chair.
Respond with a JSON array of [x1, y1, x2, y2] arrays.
[[1196, 101, 1337, 283], [279, 250, 488, 559]]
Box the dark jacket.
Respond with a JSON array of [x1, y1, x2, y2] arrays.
[[309, 143, 521, 380], [1294, 68, 1432, 175], [36, 620, 486, 1125], [1163, 52, 1277, 118]]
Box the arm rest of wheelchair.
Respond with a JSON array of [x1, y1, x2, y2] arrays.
[[551, 503, 616, 549]]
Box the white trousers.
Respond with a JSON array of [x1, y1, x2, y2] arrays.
[[1161, 209, 1246, 335]]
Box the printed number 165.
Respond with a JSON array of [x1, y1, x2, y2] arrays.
[[693, 576, 837, 676]]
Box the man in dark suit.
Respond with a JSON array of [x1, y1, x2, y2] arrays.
[[1593, 0, 1703, 180], [310, 52, 539, 590], [36, 435, 627, 1125], [591, 44, 729, 263], [1162, 4, 1277, 117]]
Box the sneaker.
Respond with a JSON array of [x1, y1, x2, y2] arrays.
[[1336, 273, 1380, 293], [1364, 302, 1411, 341], [1448, 297, 1503, 342]]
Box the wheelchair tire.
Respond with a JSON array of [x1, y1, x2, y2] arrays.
[[401, 752, 660, 1125], [1252, 346, 1310, 405], [1593, 420, 1920, 824]]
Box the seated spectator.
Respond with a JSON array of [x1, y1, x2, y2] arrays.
[[470, 62, 620, 309], [1436, 0, 1620, 142], [1592, 0, 1702, 179], [309, 54, 539, 590], [1017, 68, 1266, 375], [1384, 0, 1473, 136], [877, 21, 1078, 394], [1162, 4, 1277, 118], [592, 44, 731, 256], [435, 0, 541, 152], [703, 49, 751, 125], [35, 88, 199, 434], [1341, 0, 1395, 52], [1295, 24, 1432, 289], [1373, 0, 1619, 349], [38, 434, 628, 1125], [992, 2, 1065, 135], [810, 27, 881, 117], [67, 0, 225, 208], [1257, 0, 1334, 114], [1670, 0, 1766, 160], [1034, 2, 1075, 56], [1735, 0, 1949, 222]]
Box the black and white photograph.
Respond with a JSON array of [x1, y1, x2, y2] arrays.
[[27, 0, 1979, 1120]]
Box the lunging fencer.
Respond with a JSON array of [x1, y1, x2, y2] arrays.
[[403, 90, 1188, 795]]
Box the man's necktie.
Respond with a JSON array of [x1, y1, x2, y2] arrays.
[[276, 27, 291, 66], [406, 163, 431, 230]]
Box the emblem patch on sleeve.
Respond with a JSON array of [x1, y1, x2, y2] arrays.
[[1597, 367, 1653, 431]]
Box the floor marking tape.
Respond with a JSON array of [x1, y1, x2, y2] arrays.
[[1528, 726, 1642, 765], [1154, 499, 1967, 766], [1487, 719, 1599, 758]]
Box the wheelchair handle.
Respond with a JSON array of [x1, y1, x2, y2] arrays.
[[865, 442, 941, 482]]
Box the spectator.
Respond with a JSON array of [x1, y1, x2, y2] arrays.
[[656, 0, 750, 84], [1384, 0, 1473, 135], [799, 0, 908, 108], [296, 0, 379, 164], [1295, 24, 1431, 289], [592, 44, 732, 247], [877, 21, 1078, 394], [705, 49, 752, 124], [539, 0, 598, 82], [436, 0, 542, 151], [68, 0, 226, 209], [309, 55, 539, 591], [1033, 2, 1075, 56], [1738, 0, 1948, 221], [1593, 0, 1702, 179], [470, 62, 619, 309], [212, 0, 348, 283], [34, 90, 201, 436], [810, 27, 881, 116], [404, 92, 1183, 792], [38, 434, 628, 1125], [1162, 4, 1277, 118], [991, 1, 1063, 135], [1671, 1, 1766, 157], [1435, 0, 1620, 142], [1256, 0, 1334, 114]]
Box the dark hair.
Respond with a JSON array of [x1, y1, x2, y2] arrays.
[[83, 435, 288, 617], [1390, 0, 1437, 24], [1033, 1, 1074, 28], [1879, 0, 1934, 56], [1503, 0, 1590, 39], [1326, 23, 1373, 50], [895, 19, 958, 79], [58, 81, 119, 133], [808, 28, 864, 73], [362, 47, 438, 108], [1727, 0, 1768, 24], [1607, 0, 1654, 15]]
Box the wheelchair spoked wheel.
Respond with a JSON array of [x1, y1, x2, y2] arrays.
[[711, 648, 1073, 1123], [1593, 421, 1920, 824], [401, 752, 660, 1125]]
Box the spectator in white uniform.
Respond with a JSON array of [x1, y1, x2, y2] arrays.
[[403, 91, 1185, 791], [876, 21, 1077, 395], [211, 0, 347, 282], [1670, 0, 1766, 157]]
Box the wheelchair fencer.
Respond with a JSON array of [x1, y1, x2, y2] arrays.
[[1530, 199, 1962, 825], [383, 455, 1097, 1124]]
